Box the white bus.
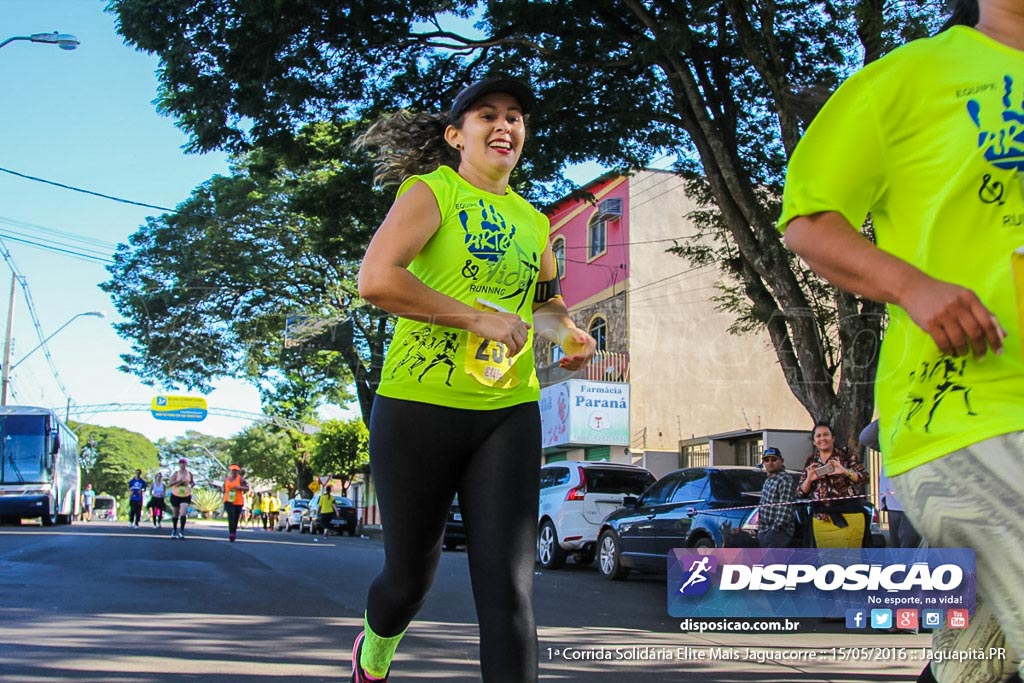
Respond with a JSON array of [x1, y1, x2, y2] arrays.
[[0, 406, 80, 525]]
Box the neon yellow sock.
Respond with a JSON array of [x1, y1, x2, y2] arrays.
[[360, 614, 405, 679]]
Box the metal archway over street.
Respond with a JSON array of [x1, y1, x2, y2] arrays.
[[67, 403, 320, 434]]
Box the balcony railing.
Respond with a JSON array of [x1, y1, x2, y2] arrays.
[[538, 350, 629, 387]]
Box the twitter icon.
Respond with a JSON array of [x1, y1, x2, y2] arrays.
[[871, 609, 893, 629]]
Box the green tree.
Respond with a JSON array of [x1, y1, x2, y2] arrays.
[[108, 0, 945, 445], [226, 423, 297, 494], [101, 121, 391, 423], [156, 432, 232, 488], [71, 423, 158, 497], [310, 419, 369, 494]]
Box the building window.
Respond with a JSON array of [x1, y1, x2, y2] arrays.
[[552, 236, 566, 279], [589, 316, 607, 352], [588, 217, 607, 260], [681, 444, 711, 469], [740, 440, 764, 467], [549, 342, 565, 365]]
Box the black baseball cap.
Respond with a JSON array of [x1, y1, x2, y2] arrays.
[[762, 447, 782, 460], [448, 77, 535, 122]]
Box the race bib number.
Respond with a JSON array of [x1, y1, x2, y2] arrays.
[[465, 299, 524, 389]]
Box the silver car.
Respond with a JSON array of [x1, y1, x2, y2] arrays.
[[278, 498, 310, 531]]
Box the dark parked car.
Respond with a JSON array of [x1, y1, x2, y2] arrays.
[[443, 495, 465, 551], [597, 466, 883, 580], [300, 493, 358, 536]]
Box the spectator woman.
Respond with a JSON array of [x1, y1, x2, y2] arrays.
[[251, 493, 263, 530], [796, 422, 868, 548]]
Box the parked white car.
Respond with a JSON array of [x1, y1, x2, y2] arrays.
[[278, 498, 309, 531], [537, 461, 656, 570]]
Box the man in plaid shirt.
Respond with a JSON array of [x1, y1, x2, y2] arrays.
[[758, 447, 797, 548]]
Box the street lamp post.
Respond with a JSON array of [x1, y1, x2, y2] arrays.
[[0, 31, 80, 51], [1, 310, 105, 406]]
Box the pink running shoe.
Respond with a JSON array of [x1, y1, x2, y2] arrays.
[[351, 631, 389, 682]]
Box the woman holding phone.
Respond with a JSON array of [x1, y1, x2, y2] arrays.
[[796, 421, 868, 547]]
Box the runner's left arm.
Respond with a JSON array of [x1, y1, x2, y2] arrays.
[[532, 243, 595, 371]]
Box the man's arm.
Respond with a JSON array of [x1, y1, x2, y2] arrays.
[[784, 212, 1005, 358]]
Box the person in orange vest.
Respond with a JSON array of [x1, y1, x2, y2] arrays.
[[223, 464, 250, 542]]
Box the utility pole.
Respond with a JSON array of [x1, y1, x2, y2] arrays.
[[2, 273, 16, 406]]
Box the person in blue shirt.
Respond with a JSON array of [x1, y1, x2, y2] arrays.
[[127, 470, 147, 529], [80, 483, 96, 523]]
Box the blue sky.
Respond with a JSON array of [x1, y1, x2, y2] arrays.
[[0, 1, 287, 440], [1, 2, 609, 442]]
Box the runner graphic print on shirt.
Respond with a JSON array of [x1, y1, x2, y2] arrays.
[[390, 328, 432, 379], [418, 331, 459, 386], [896, 357, 978, 434]]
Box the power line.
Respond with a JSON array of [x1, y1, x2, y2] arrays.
[[0, 165, 178, 213], [0, 229, 113, 265], [3, 164, 707, 258], [0, 214, 119, 251], [0, 240, 73, 403], [628, 284, 719, 308]]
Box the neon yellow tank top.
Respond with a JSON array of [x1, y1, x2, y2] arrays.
[[376, 166, 549, 410]]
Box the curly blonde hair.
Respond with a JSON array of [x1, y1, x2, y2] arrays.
[[355, 110, 462, 187]]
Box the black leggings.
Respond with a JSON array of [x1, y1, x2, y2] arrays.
[[129, 500, 143, 525], [225, 503, 242, 534], [366, 396, 541, 683]]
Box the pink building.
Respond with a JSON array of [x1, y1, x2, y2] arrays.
[[536, 171, 809, 477]]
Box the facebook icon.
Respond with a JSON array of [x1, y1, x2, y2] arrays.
[[846, 609, 867, 629]]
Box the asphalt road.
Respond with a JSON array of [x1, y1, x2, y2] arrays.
[[0, 519, 931, 682]]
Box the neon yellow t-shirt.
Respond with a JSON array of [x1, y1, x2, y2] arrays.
[[779, 27, 1024, 475], [318, 494, 335, 514], [375, 165, 549, 410]]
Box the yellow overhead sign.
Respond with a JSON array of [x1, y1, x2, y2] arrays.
[[151, 395, 208, 422]]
